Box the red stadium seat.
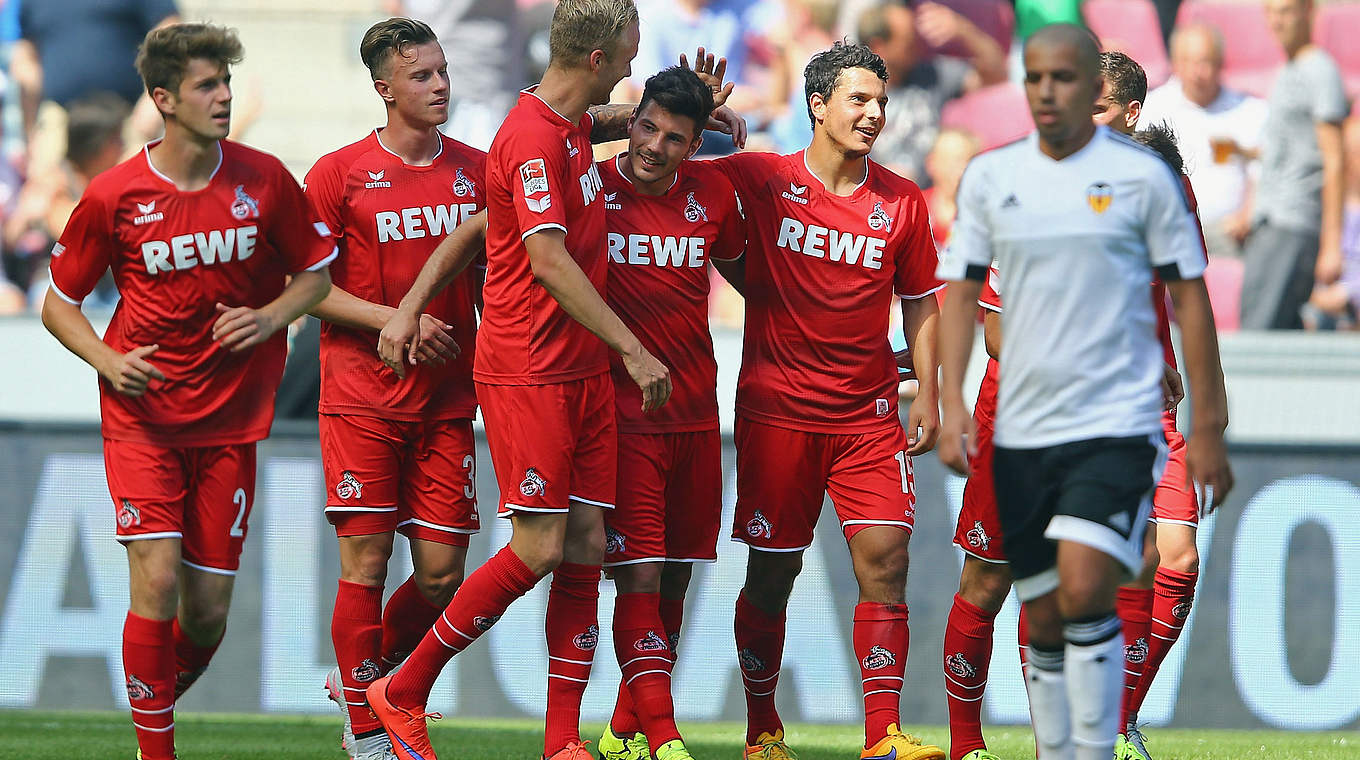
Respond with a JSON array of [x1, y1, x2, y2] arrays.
[[1203, 256, 1243, 332], [1083, 0, 1171, 87], [939, 83, 1034, 151], [927, 0, 1017, 57], [1314, 3, 1360, 98], [1176, 1, 1284, 97]]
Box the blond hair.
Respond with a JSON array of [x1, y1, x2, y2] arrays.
[[136, 23, 244, 96], [549, 0, 639, 67]]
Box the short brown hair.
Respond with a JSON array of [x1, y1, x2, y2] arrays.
[[360, 17, 439, 80], [549, 0, 639, 67], [135, 23, 244, 97]]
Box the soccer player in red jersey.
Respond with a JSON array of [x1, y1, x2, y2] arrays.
[[702, 42, 948, 760], [40, 24, 334, 760], [303, 18, 485, 760], [591, 66, 745, 760], [362, 3, 675, 759]]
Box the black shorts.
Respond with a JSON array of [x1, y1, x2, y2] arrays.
[[992, 434, 1166, 601]]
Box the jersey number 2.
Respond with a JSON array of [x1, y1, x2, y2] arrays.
[[229, 488, 248, 538]]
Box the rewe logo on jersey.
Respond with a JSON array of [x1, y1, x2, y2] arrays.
[[578, 162, 603, 205], [781, 182, 809, 205], [140, 225, 258, 275], [133, 201, 163, 226], [376, 203, 480, 243], [365, 170, 391, 189], [607, 232, 706, 268], [776, 217, 886, 270]]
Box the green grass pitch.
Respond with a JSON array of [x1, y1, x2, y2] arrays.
[[3, 711, 1357, 759]]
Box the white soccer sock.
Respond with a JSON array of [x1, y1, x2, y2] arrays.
[[1024, 644, 1074, 760], [1064, 614, 1124, 760]]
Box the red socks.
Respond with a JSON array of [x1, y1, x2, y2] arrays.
[[610, 594, 686, 737], [388, 546, 539, 706], [1017, 603, 1029, 672], [1127, 568, 1198, 720], [1116, 586, 1154, 728], [612, 592, 680, 748], [855, 602, 910, 747], [943, 595, 997, 759], [171, 618, 222, 699], [124, 613, 175, 760], [331, 580, 385, 735], [735, 592, 786, 745], [544, 563, 602, 756], [380, 574, 444, 673]]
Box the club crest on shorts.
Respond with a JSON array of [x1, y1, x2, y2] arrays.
[[231, 184, 260, 220], [966, 520, 991, 551], [1086, 182, 1113, 214], [683, 191, 708, 223], [473, 614, 501, 632], [573, 624, 600, 651], [861, 645, 897, 670], [519, 467, 546, 497], [746, 509, 773, 539], [867, 201, 893, 232], [335, 471, 363, 500], [1125, 636, 1148, 664], [946, 652, 977, 678], [452, 167, 476, 197], [351, 658, 381, 683], [117, 499, 141, 529], [605, 526, 626, 554], [1172, 601, 1192, 620], [738, 647, 765, 672], [126, 674, 155, 701], [634, 630, 669, 652]]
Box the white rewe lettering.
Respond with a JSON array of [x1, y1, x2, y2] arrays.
[[579, 164, 603, 205], [774, 217, 885, 270], [609, 233, 706, 268], [401, 207, 426, 240], [377, 205, 478, 243], [194, 229, 235, 265], [376, 211, 401, 241], [422, 204, 457, 237], [140, 225, 258, 275], [651, 236, 689, 267], [607, 232, 625, 263]]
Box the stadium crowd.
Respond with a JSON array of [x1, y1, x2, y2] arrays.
[[0, 0, 1355, 330]]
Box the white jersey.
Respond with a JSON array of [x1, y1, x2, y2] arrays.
[[936, 127, 1206, 449]]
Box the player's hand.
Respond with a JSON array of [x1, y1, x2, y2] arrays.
[[213, 302, 282, 352], [377, 308, 422, 379], [708, 106, 748, 149], [410, 314, 461, 367], [681, 47, 734, 109], [906, 391, 940, 455], [1315, 241, 1344, 285], [937, 401, 975, 476], [1161, 362, 1185, 411], [101, 344, 166, 397], [1187, 429, 1233, 516], [623, 347, 672, 412], [915, 2, 968, 47]]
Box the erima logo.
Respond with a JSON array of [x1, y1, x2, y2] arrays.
[[133, 200, 164, 226], [566, 136, 579, 158], [365, 170, 391, 189], [140, 226, 258, 275], [607, 232, 706, 268], [776, 217, 886, 270], [335, 471, 363, 500], [781, 182, 809, 205], [966, 520, 991, 551], [604, 192, 620, 211]]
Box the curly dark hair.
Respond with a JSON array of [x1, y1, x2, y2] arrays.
[[802, 40, 888, 128], [1132, 120, 1185, 174], [1099, 50, 1147, 107], [637, 66, 714, 140]]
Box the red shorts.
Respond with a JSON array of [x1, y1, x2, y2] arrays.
[[104, 439, 256, 574], [1152, 419, 1197, 526], [604, 429, 722, 566], [954, 412, 1007, 563], [320, 414, 478, 547], [477, 373, 617, 516], [731, 418, 915, 551]]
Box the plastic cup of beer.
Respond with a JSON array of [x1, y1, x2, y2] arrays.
[[1210, 136, 1235, 164]]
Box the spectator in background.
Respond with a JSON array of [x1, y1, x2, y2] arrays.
[[11, 0, 178, 175], [382, 0, 524, 151], [858, 1, 1006, 182], [1303, 115, 1360, 330], [1240, 0, 1348, 330], [7, 92, 129, 311], [921, 126, 979, 248], [1141, 22, 1266, 259]]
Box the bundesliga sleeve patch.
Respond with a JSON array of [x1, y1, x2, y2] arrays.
[[520, 159, 549, 196]]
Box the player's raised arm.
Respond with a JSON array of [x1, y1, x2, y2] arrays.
[[377, 209, 489, 375], [524, 228, 672, 411]]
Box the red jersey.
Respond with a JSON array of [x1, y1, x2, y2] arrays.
[[600, 155, 746, 433], [476, 89, 609, 385], [974, 267, 1002, 425], [305, 131, 485, 421], [50, 140, 335, 446], [713, 151, 942, 433], [1150, 176, 1210, 369]]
